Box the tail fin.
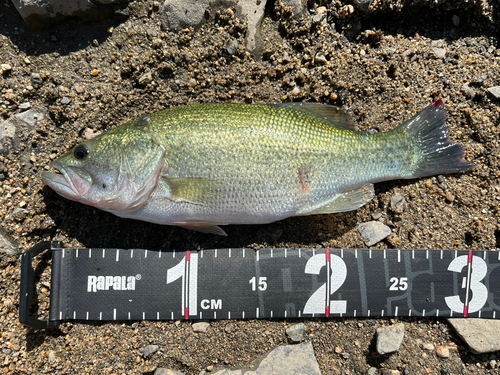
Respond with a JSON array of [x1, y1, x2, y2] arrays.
[[397, 100, 475, 178]]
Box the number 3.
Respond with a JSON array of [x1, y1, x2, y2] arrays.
[[444, 255, 488, 314]]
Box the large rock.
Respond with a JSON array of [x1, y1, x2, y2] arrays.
[[11, 0, 129, 28], [161, 0, 268, 57], [0, 108, 47, 155], [448, 318, 500, 354], [161, 0, 211, 30], [211, 341, 320, 375]]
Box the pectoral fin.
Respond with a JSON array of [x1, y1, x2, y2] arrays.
[[298, 184, 374, 215], [171, 222, 228, 236], [161, 177, 220, 205]]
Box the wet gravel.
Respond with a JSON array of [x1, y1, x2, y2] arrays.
[[0, 0, 499, 374]]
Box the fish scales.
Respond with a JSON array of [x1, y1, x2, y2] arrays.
[[42, 101, 474, 235]]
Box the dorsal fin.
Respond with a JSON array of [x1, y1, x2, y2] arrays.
[[273, 102, 356, 130]]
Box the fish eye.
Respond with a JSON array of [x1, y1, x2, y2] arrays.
[[73, 144, 89, 160]]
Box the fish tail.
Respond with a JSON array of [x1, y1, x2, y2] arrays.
[[398, 99, 475, 177]]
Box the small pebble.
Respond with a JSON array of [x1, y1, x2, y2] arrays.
[[31, 73, 43, 88], [1, 63, 12, 72], [138, 72, 153, 85], [60, 97, 71, 105], [226, 40, 238, 55], [19, 102, 31, 110], [286, 323, 304, 342], [376, 323, 405, 355], [390, 193, 405, 214], [367, 367, 377, 375], [154, 369, 185, 375], [435, 345, 450, 358], [192, 321, 210, 333], [382, 370, 400, 375], [452, 15, 460, 27], [486, 86, 500, 101], [357, 221, 391, 246], [461, 84, 476, 99], [91, 69, 99, 76], [139, 344, 158, 357], [422, 342, 435, 351]]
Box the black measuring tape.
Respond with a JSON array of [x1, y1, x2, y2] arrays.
[[20, 242, 500, 329]]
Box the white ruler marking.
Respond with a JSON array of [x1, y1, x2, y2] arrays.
[[116, 249, 119, 262]]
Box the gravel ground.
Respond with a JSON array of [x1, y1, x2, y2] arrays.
[[1, 0, 499, 374]]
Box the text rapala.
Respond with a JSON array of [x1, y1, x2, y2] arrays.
[[87, 275, 136, 292]]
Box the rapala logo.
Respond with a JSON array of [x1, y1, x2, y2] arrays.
[[87, 275, 138, 292]]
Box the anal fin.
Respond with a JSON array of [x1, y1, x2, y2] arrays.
[[299, 184, 374, 216]]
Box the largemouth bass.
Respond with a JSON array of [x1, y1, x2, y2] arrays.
[[42, 100, 474, 235]]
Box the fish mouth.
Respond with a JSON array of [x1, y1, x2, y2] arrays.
[[42, 161, 92, 200]]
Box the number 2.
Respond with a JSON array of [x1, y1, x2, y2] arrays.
[[303, 254, 347, 315]]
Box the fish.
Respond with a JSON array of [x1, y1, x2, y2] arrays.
[[42, 100, 474, 236]]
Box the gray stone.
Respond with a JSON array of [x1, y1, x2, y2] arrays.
[[250, 341, 320, 375], [285, 323, 304, 342], [138, 72, 153, 86], [452, 15, 460, 27], [376, 323, 405, 355], [281, 0, 307, 18], [448, 318, 500, 354], [15, 108, 47, 130], [139, 344, 158, 357], [239, 0, 267, 56], [192, 321, 210, 333], [357, 221, 391, 246], [486, 86, 500, 100], [60, 97, 71, 105], [212, 370, 242, 375], [352, 0, 373, 11], [161, 0, 210, 30], [0, 119, 17, 155], [432, 47, 446, 58], [154, 368, 185, 375], [0, 226, 19, 256], [367, 368, 377, 375], [461, 84, 476, 99], [11, 0, 129, 28], [226, 40, 239, 55], [31, 73, 42, 88], [390, 193, 405, 214], [19, 102, 31, 110], [311, 14, 326, 24]]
